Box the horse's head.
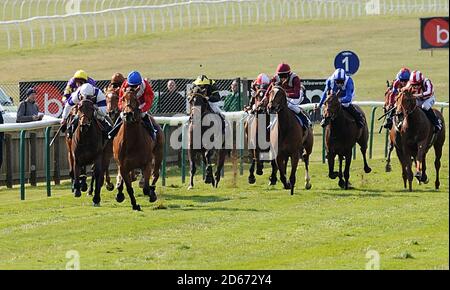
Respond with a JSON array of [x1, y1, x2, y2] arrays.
[[105, 88, 119, 114], [396, 88, 417, 116], [77, 99, 95, 132], [121, 87, 140, 123], [322, 91, 341, 121], [267, 85, 287, 114], [188, 86, 210, 118]]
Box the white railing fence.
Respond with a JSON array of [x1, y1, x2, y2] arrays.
[[0, 0, 449, 50]]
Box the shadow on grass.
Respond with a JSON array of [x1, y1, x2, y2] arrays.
[[162, 194, 231, 203], [319, 191, 419, 198], [169, 205, 262, 212]]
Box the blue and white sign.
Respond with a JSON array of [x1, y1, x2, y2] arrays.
[[334, 51, 360, 75]]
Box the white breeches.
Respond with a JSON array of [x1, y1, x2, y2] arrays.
[[287, 97, 301, 114], [416, 96, 435, 111]]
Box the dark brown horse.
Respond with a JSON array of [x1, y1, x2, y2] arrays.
[[267, 84, 313, 195], [244, 88, 278, 185], [65, 99, 105, 205], [392, 89, 445, 191], [113, 88, 164, 211], [322, 93, 371, 189], [187, 87, 227, 189], [88, 88, 120, 195]]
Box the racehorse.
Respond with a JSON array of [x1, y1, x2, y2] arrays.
[[187, 86, 227, 189], [322, 92, 371, 189], [113, 88, 164, 211], [267, 84, 313, 195], [65, 99, 105, 206], [88, 88, 120, 195], [392, 89, 445, 191], [244, 88, 278, 185]]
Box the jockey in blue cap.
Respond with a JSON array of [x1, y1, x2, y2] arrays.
[[318, 68, 364, 128]]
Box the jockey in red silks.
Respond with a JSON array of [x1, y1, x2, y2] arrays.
[[246, 73, 271, 112], [407, 70, 442, 132], [383, 67, 411, 129], [263, 63, 310, 129], [108, 71, 157, 139]]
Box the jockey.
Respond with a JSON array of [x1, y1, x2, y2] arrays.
[[106, 72, 126, 94], [60, 83, 111, 138], [192, 75, 224, 115], [383, 67, 411, 129], [265, 63, 311, 129], [318, 68, 364, 128], [108, 71, 157, 140], [408, 70, 442, 132], [63, 70, 96, 103], [247, 73, 271, 112]]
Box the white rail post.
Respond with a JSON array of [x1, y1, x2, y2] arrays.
[[122, 10, 128, 35], [45, 0, 51, 16], [37, 0, 42, 16], [196, 4, 200, 26], [133, 9, 137, 33], [150, 10, 155, 32], [72, 17, 77, 42], [102, 13, 108, 37], [239, 1, 243, 24], [187, 2, 191, 28], [263, 0, 268, 22], [54, 0, 58, 16], [40, 22, 45, 45], [100, 0, 106, 11], [12, 0, 19, 20], [232, 1, 236, 24], [113, 11, 118, 36], [247, 1, 251, 23], [5, 26, 12, 49], [92, 14, 98, 39], [141, 10, 147, 33], [180, 5, 184, 29], [324, 0, 328, 18], [160, 8, 165, 31], [20, 0, 25, 19], [214, 4, 218, 25], [223, 2, 227, 25], [256, 2, 260, 23], [2, 0, 10, 21], [270, 0, 275, 21], [16, 23, 23, 48], [169, 6, 174, 30], [51, 19, 55, 45], [205, 4, 210, 26]]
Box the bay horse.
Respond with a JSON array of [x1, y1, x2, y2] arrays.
[[187, 86, 227, 189], [65, 99, 105, 206], [88, 87, 120, 195], [113, 88, 164, 211], [322, 92, 371, 189], [392, 89, 445, 191], [267, 84, 313, 195], [244, 89, 278, 185]]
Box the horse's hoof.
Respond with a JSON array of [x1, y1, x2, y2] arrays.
[[116, 193, 125, 203], [80, 182, 88, 192], [329, 172, 339, 179], [338, 179, 346, 189], [188, 185, 194, 190], [385, 164, 392, 173], [87, 191, 93, 197], [106, 183, 114, 191], [139, 180, 145, 189], [364, 166, 372, 174], [284, 183, 291, 190], [74, 190, 81, 198], [248, 176, 256, 184], [305, 183, 312, 190], [133, 204, 142, 211], [93, 202, 101, 207], [149, 191, 157, 203], [205, 175, 213, 184], [256, 169, 264, 176]]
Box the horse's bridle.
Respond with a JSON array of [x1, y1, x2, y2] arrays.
[[268, 86, 287, 113], [189, 92, 210, 118], [78, 99, 95, 128], [122, 90, 140, 123], [323, 93, 342, 121]]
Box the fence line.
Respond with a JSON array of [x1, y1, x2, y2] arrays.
[[1, 0, 448, 50]]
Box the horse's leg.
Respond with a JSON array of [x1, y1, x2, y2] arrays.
[[105, 159, 114, 191], [302, 151, 312, 190], [327, 152, 338, 179], [188, 149, 197, 190], [289, 154, 299, 195], [277, 153, 290, 190], [386, 139, 394, 172], [256, 148, 264, 176], [357, 134, 372, 174], [143, 162, 157, 203], [420, 156, 429, 184], [395, 146, 408, 189], [343, 151, 352, 190], [88, 171, 94, 196], [115, 166, 125, 203], [269, 160, 278, 186], [92, 158, 104, 207], [150, 146, 163, 198], [121, 167, 141, 211], [204, 150, 215, 187], [414, 142, 427, 182], [73, 162, 82, 198], [214, 149, 226, 188], [338, 155, 345, 189], [434, 143, 442, 190], [80, 166, 88, 192], [248, 149, 257, 184], [406, 158, 414, 192]]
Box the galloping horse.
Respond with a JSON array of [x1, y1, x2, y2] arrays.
[[392, 89, 445, 191], [322, 92, 371, 189], [88, 87, 120, 194], [267, 84, 313, 195], [187, 86, 227, 189], [113, 88, 164, 211], [65, 99, 105, 205], [244, 88, 278, 185]]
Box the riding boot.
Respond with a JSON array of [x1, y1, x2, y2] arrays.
[[320, 117, 330, 128], [296, 110, 311, 130], [383, 110, 394, 129], [142, 114, 156, 140], [108, 117, 123, 140], [343, 104, 364, 128], [423, 109, 442, 132]]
